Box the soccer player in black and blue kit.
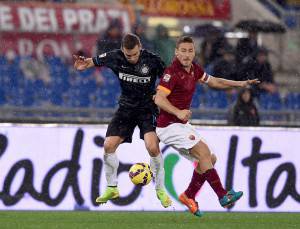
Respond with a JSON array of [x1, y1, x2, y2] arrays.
[[74, 33, 172, 207]]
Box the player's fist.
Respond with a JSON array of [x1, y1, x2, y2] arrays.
[[176, 109, 192, 121], [73, 55, 93, 71]]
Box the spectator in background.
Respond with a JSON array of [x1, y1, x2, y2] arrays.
[[74, 44, 105, 87], [276, 0, 287, 8], [228, 88, 260, 126], [96, 19, 122, 55], [199, 33, 215, 67], [74, 40, 89, 57], [236, 31, 258, 64], [237, 47, 277, 97], [20, 56, 51, 84], [5, 49, 17, 65], [211, 45, 237, 81], [200, 31, 229, 68], [152, 24, 175, 65], [133, 23, 154, 51], [96, 19, 123, 84]]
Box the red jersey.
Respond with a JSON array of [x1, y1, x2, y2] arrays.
[[156, 58, 210, 127]]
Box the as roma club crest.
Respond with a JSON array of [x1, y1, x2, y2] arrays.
[[189, 135, 196, 140]]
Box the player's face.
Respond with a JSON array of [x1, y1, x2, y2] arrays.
[[122, 45, 141, 64], [175, 42, 195, 68]]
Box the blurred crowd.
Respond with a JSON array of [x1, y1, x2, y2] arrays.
[[1, 18, 294, 126], [275, 0, 300, 10], [77, 19, 281, 126], [201, 30, 277, 96]]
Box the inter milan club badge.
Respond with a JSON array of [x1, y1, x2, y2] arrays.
[[141, 64, 149, 75]]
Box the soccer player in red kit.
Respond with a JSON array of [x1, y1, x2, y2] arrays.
[[154, 36, 260, 216]]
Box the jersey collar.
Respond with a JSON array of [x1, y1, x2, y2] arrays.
[[172, 57, 194, 74]]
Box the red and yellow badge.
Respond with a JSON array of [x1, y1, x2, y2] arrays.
[[163, 74, 171, 82]]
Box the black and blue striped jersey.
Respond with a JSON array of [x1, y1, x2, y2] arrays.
[[93, 49, 165, 109]]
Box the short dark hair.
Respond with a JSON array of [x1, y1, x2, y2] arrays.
[[122, 33, 141, 49], [176, 36, 194, 48]]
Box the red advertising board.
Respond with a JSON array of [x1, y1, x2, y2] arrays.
[[0, 2, 135, 58], [120, 0, 231, 19]]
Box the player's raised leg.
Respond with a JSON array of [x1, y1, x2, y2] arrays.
[[96, 136, 124, 204], [144, 131, 172, 208], [183, 154, 217, 200], [190, 140, 243, 208], [179, 154, 217, 217]]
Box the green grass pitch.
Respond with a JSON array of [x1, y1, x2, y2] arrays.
[[0, 211, 299, 229]]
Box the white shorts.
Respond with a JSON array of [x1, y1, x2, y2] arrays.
[[156, 122, 202, 161]]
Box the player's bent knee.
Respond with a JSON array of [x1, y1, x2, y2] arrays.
[[195, 162, 202, 173], [146, 145, 160, 157], [104, 141, 118, 154], [103, 136, 123, 153]]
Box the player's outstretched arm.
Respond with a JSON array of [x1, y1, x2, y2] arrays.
[[73, 55, 95, 71], [155, 88, 191, 121], [206, 76, 260, 89]]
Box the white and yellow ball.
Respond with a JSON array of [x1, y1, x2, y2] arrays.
[[129, 163, 153, 186]]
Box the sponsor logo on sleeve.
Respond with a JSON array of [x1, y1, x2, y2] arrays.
[[163, 74, 171, 82]]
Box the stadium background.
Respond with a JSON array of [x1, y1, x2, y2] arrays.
[[0, 0, 300, 220]]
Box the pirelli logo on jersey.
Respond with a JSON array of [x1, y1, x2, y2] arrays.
[[119, 72, 151, 83]]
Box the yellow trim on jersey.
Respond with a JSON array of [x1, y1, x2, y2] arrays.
[[157, 85, 171, 95]]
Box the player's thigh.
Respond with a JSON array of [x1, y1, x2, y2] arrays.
[[190, 139, 212, 161], [106, 108, 137, 143], [137, 110, 156, 140]]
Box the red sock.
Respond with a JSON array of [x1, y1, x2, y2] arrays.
[[204, 168, 227, 199], [184, 170, 206, 199]]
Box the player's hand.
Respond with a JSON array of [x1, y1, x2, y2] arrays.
[[176, 109, 192, 121], [241, 78, 260, 87], [260, 82, 277, 93], [73, 55, 92, 71]]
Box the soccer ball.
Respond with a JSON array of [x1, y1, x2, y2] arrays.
[[129, 163, 153, 186]]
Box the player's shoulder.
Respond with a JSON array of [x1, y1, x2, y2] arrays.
[[193, 62, 205, 73], [161, 65, 178, 82], [111, 49, 123, 57], [164, 63, 178, 75], [141, 49, 163, 61], [193, 61, 203, 70], [97, 49, 121, 59]]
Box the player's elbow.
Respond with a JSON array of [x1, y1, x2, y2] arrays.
[[208, 78, 223, 89]]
